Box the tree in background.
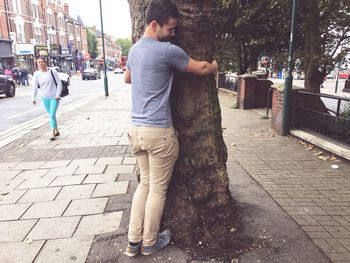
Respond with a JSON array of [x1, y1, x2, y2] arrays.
[[216, 0, 350, 93], [216, 0, 302, 74], [301, 0, 350, 93], [115, 38, 132, 56], [86, 28, 98, 59]]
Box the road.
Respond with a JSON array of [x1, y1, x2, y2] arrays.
[[271, 78, 350, 114], [0, 72, 125, 133]]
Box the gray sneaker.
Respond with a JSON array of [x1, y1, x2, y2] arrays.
[[125, 242, 141, 257], [141, 230, 171, 256]]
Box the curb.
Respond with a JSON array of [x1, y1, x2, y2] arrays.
[[0, 92, 105, 149]]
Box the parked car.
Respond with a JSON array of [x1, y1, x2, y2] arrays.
[[82, 68, 101, 80], [114, 67, 124, 74], [0, 73, 16, 97], [51, 67, 70, 86]]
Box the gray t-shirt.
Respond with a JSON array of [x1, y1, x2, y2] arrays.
[[127, 37, 190, 127]]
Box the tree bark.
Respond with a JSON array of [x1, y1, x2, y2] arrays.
[[127, 0, 238, 257], [303, 0, 328, 112], [303, 0, 323, 93]]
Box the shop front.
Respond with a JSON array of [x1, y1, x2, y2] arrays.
[[15, 43, 35, 74], [34, 44, 49, 58], [60, 47, 74, 74], [0, 38, 14, 70], [49, 44, 60, 67]]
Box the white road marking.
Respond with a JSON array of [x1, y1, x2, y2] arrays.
[[6, 108, 41, 120]]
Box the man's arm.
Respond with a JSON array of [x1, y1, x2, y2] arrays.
[[124, 68, 131, 83], [185, 58, 218, 76]]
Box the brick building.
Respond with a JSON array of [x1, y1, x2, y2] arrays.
[[0, 0, 88, 73]]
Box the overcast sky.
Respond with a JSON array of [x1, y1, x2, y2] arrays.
[[65, 0, 132, 39]]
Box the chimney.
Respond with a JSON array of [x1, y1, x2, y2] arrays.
[[64, 3, 69, 16]]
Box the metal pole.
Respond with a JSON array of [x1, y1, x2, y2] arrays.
[[99, 0, 109, 96], [334, 62, 340, 94], [282, 0, 298, 136]]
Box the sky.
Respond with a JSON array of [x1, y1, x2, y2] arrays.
[[65, 0, 132, 39]]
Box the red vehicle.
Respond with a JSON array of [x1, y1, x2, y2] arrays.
[[120, 56, 127, 71]]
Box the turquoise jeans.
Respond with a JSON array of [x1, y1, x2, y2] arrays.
[[42, 97, 59, 129]]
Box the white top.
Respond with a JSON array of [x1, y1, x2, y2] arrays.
[[32, 69, 62, 100]]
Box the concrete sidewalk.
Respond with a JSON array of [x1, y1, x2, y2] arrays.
[[0, 85, 349, 262]]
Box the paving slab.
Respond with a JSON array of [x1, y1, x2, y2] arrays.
[[95, 157, 123, 166], [21, 199, 70, 219], [68, 158, 97, 168], [0, 240, 45, 263], [50, 174, 86, 187], [18, 187, 61, 203], [0, 162, 18, 170], [83, 174, 117, 184], [45, 166, 78, 177], [74, 165, 106, 175], [74, 211, 123, 237], [91, 181, 129, 197], [12, 162, 45, 170], [0, 203, 31, 221], [55, 184, 95, 200], [15, 169, 49, 180], [64, 197, 108, 216], [0, 189, 26, 205], [40, 160, 72, 169], [26, 216, 80, 240], [0, 170, 21, 181], [0, 219, 37, 242], [122, 157, 136, 165], [104, 164, 134, 174], [35, 236, 94, 263], [17, 177, 55, 190]]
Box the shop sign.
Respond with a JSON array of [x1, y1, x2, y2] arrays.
[[61, 48, 70, 57], [50, 44, 60, 57], [15, 43, 34, 55], [34, 45, 49, 58]]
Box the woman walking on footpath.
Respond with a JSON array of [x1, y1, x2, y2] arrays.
[[31, 57, 62, 140]]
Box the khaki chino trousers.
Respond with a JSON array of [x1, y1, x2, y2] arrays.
[[127, 126, 179, 246]]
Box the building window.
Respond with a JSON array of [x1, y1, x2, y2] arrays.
[[32, 4, 39, 19], [16, 24, 25, 43], [12, 0, 22, 14]]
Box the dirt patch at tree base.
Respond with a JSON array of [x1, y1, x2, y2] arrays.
[[175, 201, 267, 263]]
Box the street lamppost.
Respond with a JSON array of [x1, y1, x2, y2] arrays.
[[99, 0, 109, 96], [282, 0, 298, 136]]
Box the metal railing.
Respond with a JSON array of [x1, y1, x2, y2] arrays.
[[296, 91, 350, 146], [216, 72, 239, 91]]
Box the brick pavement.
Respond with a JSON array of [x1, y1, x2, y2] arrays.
[[220, 91, 350, 263], [0, 86, 135, 263]]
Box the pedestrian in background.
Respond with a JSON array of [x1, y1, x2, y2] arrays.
[[20, 67, 29, 86], [124, 0, 218, 257], [31, 57, 62, 140]]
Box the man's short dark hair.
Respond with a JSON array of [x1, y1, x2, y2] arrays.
[[145, 0, 179, 26]]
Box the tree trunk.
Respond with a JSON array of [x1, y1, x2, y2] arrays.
[[303, 0, 328, 112], [128, 0, 240, 259]]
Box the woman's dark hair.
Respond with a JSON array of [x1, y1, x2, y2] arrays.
[[37, 57, 47, 64], [145, 0, 179, 26]]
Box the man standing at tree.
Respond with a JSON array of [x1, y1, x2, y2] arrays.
[[124, 0, 218, 257]]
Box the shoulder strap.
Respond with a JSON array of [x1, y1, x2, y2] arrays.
[[50, 69, 57, 87]]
